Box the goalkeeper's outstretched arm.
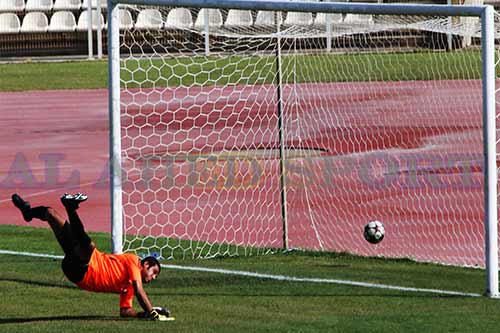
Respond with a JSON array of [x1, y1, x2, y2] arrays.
[[121, 280, 170, 320], [120, 280, 154, 317]]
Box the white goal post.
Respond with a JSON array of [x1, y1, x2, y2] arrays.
[[107, 0, 498, 296]]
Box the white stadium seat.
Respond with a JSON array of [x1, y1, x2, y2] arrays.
[[194, 9, 223, 29], [135, 9, 163, 30], [81, 0, 107, 9], [53, 0, 81, 11], [118, 9, 134, 30], [313, 13, 343, 26], [21, 11, 49, 32], [77, 9, 105, 30], [284, 12, 313, 26], [224, 9, 253, 28], [255, 11, 283, 27], [48, 11, 77, 32], [164, 8, 193, 29], [25, 0, 53, 12], [0, 13, 21, 33], [0, 0, 25, 12], [343, 14, 374, 25]]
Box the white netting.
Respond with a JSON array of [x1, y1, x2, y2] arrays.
[[118, 4, 496, 266]]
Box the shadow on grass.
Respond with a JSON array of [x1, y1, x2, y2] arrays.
[[0, 315, 118, 324], [0, 277, 74, 290]]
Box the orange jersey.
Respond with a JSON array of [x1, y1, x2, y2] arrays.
[[76, 248, 142, 308]]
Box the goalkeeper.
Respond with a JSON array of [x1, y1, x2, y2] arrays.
[[11, 192, 172, 321]]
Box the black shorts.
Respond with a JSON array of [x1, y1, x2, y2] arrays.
[[59, 221, 94, 284], [61, 250, 93, 284]]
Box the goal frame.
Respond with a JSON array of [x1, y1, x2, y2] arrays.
[[106, 0, 498, 297]]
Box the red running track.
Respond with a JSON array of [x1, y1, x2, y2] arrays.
[[0, 80, 492, 267]]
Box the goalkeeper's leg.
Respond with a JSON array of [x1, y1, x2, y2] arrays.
[[11, 193, 71, 252], [60, 193, 94, 259], [11, 193, 95, 284]]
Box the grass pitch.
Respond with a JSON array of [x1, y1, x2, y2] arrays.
[[0, 50, 484, 91], [1, 225, 500, 333]]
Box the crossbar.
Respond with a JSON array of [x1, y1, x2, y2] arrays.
[[112, 0, 486, 17]]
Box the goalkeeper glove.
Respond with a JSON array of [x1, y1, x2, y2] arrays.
[[138, 308, 169, 321], [152, 306, 170, 317], [149, 309, 167, 321]]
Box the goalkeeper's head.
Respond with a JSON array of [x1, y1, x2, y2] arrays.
[[140, 256, 161, 283]]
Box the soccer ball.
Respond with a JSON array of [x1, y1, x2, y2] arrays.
[[364, 220, 385, 244]]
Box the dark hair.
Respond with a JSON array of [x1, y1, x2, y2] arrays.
[[141, 256, 161, 273]]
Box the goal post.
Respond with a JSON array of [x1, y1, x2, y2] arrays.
[[107, 0, 498, 296], [481, 4, 497, 298], [108, 1, 122, 256]]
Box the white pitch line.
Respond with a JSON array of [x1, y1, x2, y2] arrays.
[[0, 249, 63, 259], [163, 264, 481, 297], [0, 249, 481, 297], [0, 180, 107, 204]]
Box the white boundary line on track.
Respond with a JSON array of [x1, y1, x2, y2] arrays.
[[0, 249, 481, 297], [0, 180, 107, 204]]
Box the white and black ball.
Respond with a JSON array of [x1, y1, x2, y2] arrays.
[[364, 220, 385, 244]]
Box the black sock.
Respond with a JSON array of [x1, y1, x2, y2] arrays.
[[30, 206, 49, 220], [66, 210, 91, 247], [58, 221, 76, 255]]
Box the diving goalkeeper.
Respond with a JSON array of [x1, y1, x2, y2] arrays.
[[11, 193, 172, 321]]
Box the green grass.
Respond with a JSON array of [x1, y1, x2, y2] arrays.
[[0, 50, 485, 92], [1, 225, 500, 332], [0, 60, 110, 91]]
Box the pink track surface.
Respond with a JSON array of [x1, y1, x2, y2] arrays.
[[0, 90, 111, 232], [0, 81, 490, 266]]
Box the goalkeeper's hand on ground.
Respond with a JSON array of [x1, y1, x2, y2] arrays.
[[149, 309, 169, 321], [138, 307, 171, 321], [152, 306, 170, 317]]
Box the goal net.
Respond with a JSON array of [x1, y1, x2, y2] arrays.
[[109, 1, 497, 272]]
